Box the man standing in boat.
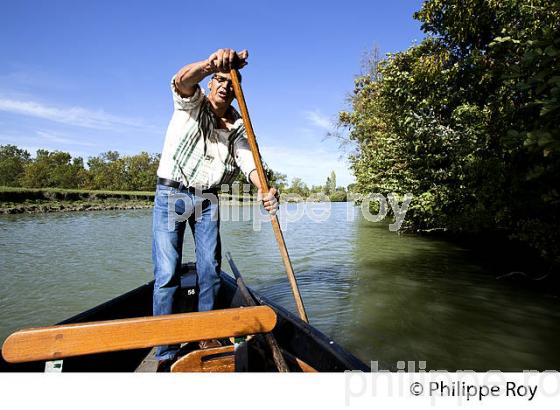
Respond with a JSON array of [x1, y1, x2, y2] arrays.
[[152, 48, 278, 365]]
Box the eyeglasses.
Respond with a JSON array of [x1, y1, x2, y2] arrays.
[[212, 75, 234, 88]]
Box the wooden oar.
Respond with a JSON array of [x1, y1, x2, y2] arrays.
[[230, 68, 309, 323], [226, 252, 289, 372], [2, 306, 276, 364]]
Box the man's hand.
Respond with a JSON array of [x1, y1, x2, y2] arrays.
[[207, 48, 248, 73], [258, 187, 279, 216]]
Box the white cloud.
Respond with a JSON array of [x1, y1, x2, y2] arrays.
[[260, 145, 354, 187], [258, 110, 353, 187], [0, 139, 92, 161], [303, 109, 333, 131], [0, 97, 146, 130], [0, 130, 98, 159], [35, 130, 98, 147]]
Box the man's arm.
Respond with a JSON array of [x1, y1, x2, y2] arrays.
[[232, 136, 278, 216], [174, 49, 249, 97]]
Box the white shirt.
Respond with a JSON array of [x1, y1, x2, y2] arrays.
[[157, 77, 256, 189]]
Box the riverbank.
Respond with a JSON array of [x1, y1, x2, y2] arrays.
[[1, 199, 154, 214], [0, 187, 154, 214], [0, 187, 349, 214]]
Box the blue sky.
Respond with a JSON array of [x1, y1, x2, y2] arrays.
[[0, 0, 424, 187]]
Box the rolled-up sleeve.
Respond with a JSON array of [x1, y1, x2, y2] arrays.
[[171, 75, 205, 112], [233, 130, 257, 182]]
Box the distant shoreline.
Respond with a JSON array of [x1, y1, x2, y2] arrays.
[[1, 200, 154, 214], [0, 187, 154, 215], [0, 187, 347, 215]]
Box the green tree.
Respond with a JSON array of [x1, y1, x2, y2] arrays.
[[231, 163, 285, 195], [0, 145, 30, 186], [287, 177, 309, 197], [123, 152, 160, 191], [310, 185, 324, 194], [324, 171, 337, 195], [329, 190, 347, 202], [339, 0, 560, 262], [329, 171, 337, 194], [269, 170, 288, 192], [86, 151, 126, 190], [21, 149, 86, 188]]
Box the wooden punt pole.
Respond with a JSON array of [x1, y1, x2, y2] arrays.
[[230, 68, 309, 323]]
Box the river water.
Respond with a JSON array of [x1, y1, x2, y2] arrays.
[[1, 202, 559, 370]]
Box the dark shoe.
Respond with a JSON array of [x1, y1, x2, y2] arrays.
[[156, 359, 173, 372], [198, 339, 222, 350]]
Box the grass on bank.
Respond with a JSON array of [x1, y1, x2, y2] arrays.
[[0, 186, 350, 215], [0, 186, 155, 203], [0, 186, 154, 196], [0, 186, 155, 214]]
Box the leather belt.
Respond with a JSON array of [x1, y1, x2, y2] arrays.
[[157, 177, 218, 194], [157, 177, 181, 189]]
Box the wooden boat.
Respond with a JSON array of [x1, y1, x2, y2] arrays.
[[0, 262, 369, 372]]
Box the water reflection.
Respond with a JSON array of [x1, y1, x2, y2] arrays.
[[349, 218, 560, 371]]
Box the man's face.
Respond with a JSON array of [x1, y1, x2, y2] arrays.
[[208, 73, 236, 106]]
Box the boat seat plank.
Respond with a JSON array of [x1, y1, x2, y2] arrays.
[[2, 306, 277, 364], [171, 345, 235, 372]]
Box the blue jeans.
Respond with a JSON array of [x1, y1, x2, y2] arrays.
[[152, 184, 222, 360]]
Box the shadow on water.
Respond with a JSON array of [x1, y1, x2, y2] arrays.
[[348, 220, 560, 371], [252, 265, 360, 344], [136, 205, 560, 370]]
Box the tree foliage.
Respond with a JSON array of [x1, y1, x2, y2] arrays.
[[286, 177, 310, 197], [1, 145, 346, 202], [339, 0, 560, 262], [324, 170, 337, 195], [0, 145, 30, 186], [232, 162, 286, 194], [0, 145, 298, 195], [86, 151, 160, 191], [20, 150, 87, 188], [0, 145, 160, 192]]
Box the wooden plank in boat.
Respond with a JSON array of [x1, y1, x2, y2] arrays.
[[171, 345, 235, 372], [135, 347, 159, 372], [2, 306, 276, 363]]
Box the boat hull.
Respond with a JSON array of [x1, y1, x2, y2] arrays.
[[0, 264, 369, 372]]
